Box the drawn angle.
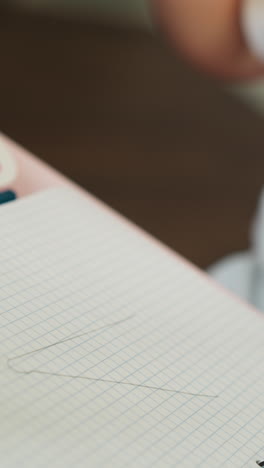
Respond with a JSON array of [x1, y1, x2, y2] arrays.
[[8, 315, 217, 399]]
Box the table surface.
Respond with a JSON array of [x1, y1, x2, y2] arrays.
[[1, 7, 264, 269]]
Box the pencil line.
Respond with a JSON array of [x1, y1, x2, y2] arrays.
[[7, 315, 135, 363], [9, 368, 218, 398]]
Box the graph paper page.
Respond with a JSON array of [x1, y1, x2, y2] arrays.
[[1, 187, 264, 468]]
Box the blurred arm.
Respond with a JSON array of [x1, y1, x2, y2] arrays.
[[152, 0, 264, 79]]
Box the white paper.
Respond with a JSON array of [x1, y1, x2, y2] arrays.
[[1, 188, 264, 467]]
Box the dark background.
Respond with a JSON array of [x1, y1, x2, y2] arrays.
[[1, 6, 264, 268]]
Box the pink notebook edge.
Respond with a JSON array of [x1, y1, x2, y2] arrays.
[[1, 131, 263, 320]]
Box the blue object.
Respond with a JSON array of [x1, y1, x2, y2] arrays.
[[0, 190, 17, 205]]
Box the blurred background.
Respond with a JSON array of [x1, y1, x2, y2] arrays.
[[1, 0, 264, 269]]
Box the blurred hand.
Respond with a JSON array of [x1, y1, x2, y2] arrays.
[[152, 0, 264, 79]]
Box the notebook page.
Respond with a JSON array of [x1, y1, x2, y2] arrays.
[[1, 187, 264, 468]]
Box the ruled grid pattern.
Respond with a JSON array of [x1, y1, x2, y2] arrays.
[[1, 188, 264, 467]]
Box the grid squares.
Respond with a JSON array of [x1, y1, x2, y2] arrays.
[[0, 188, 264, 467]]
